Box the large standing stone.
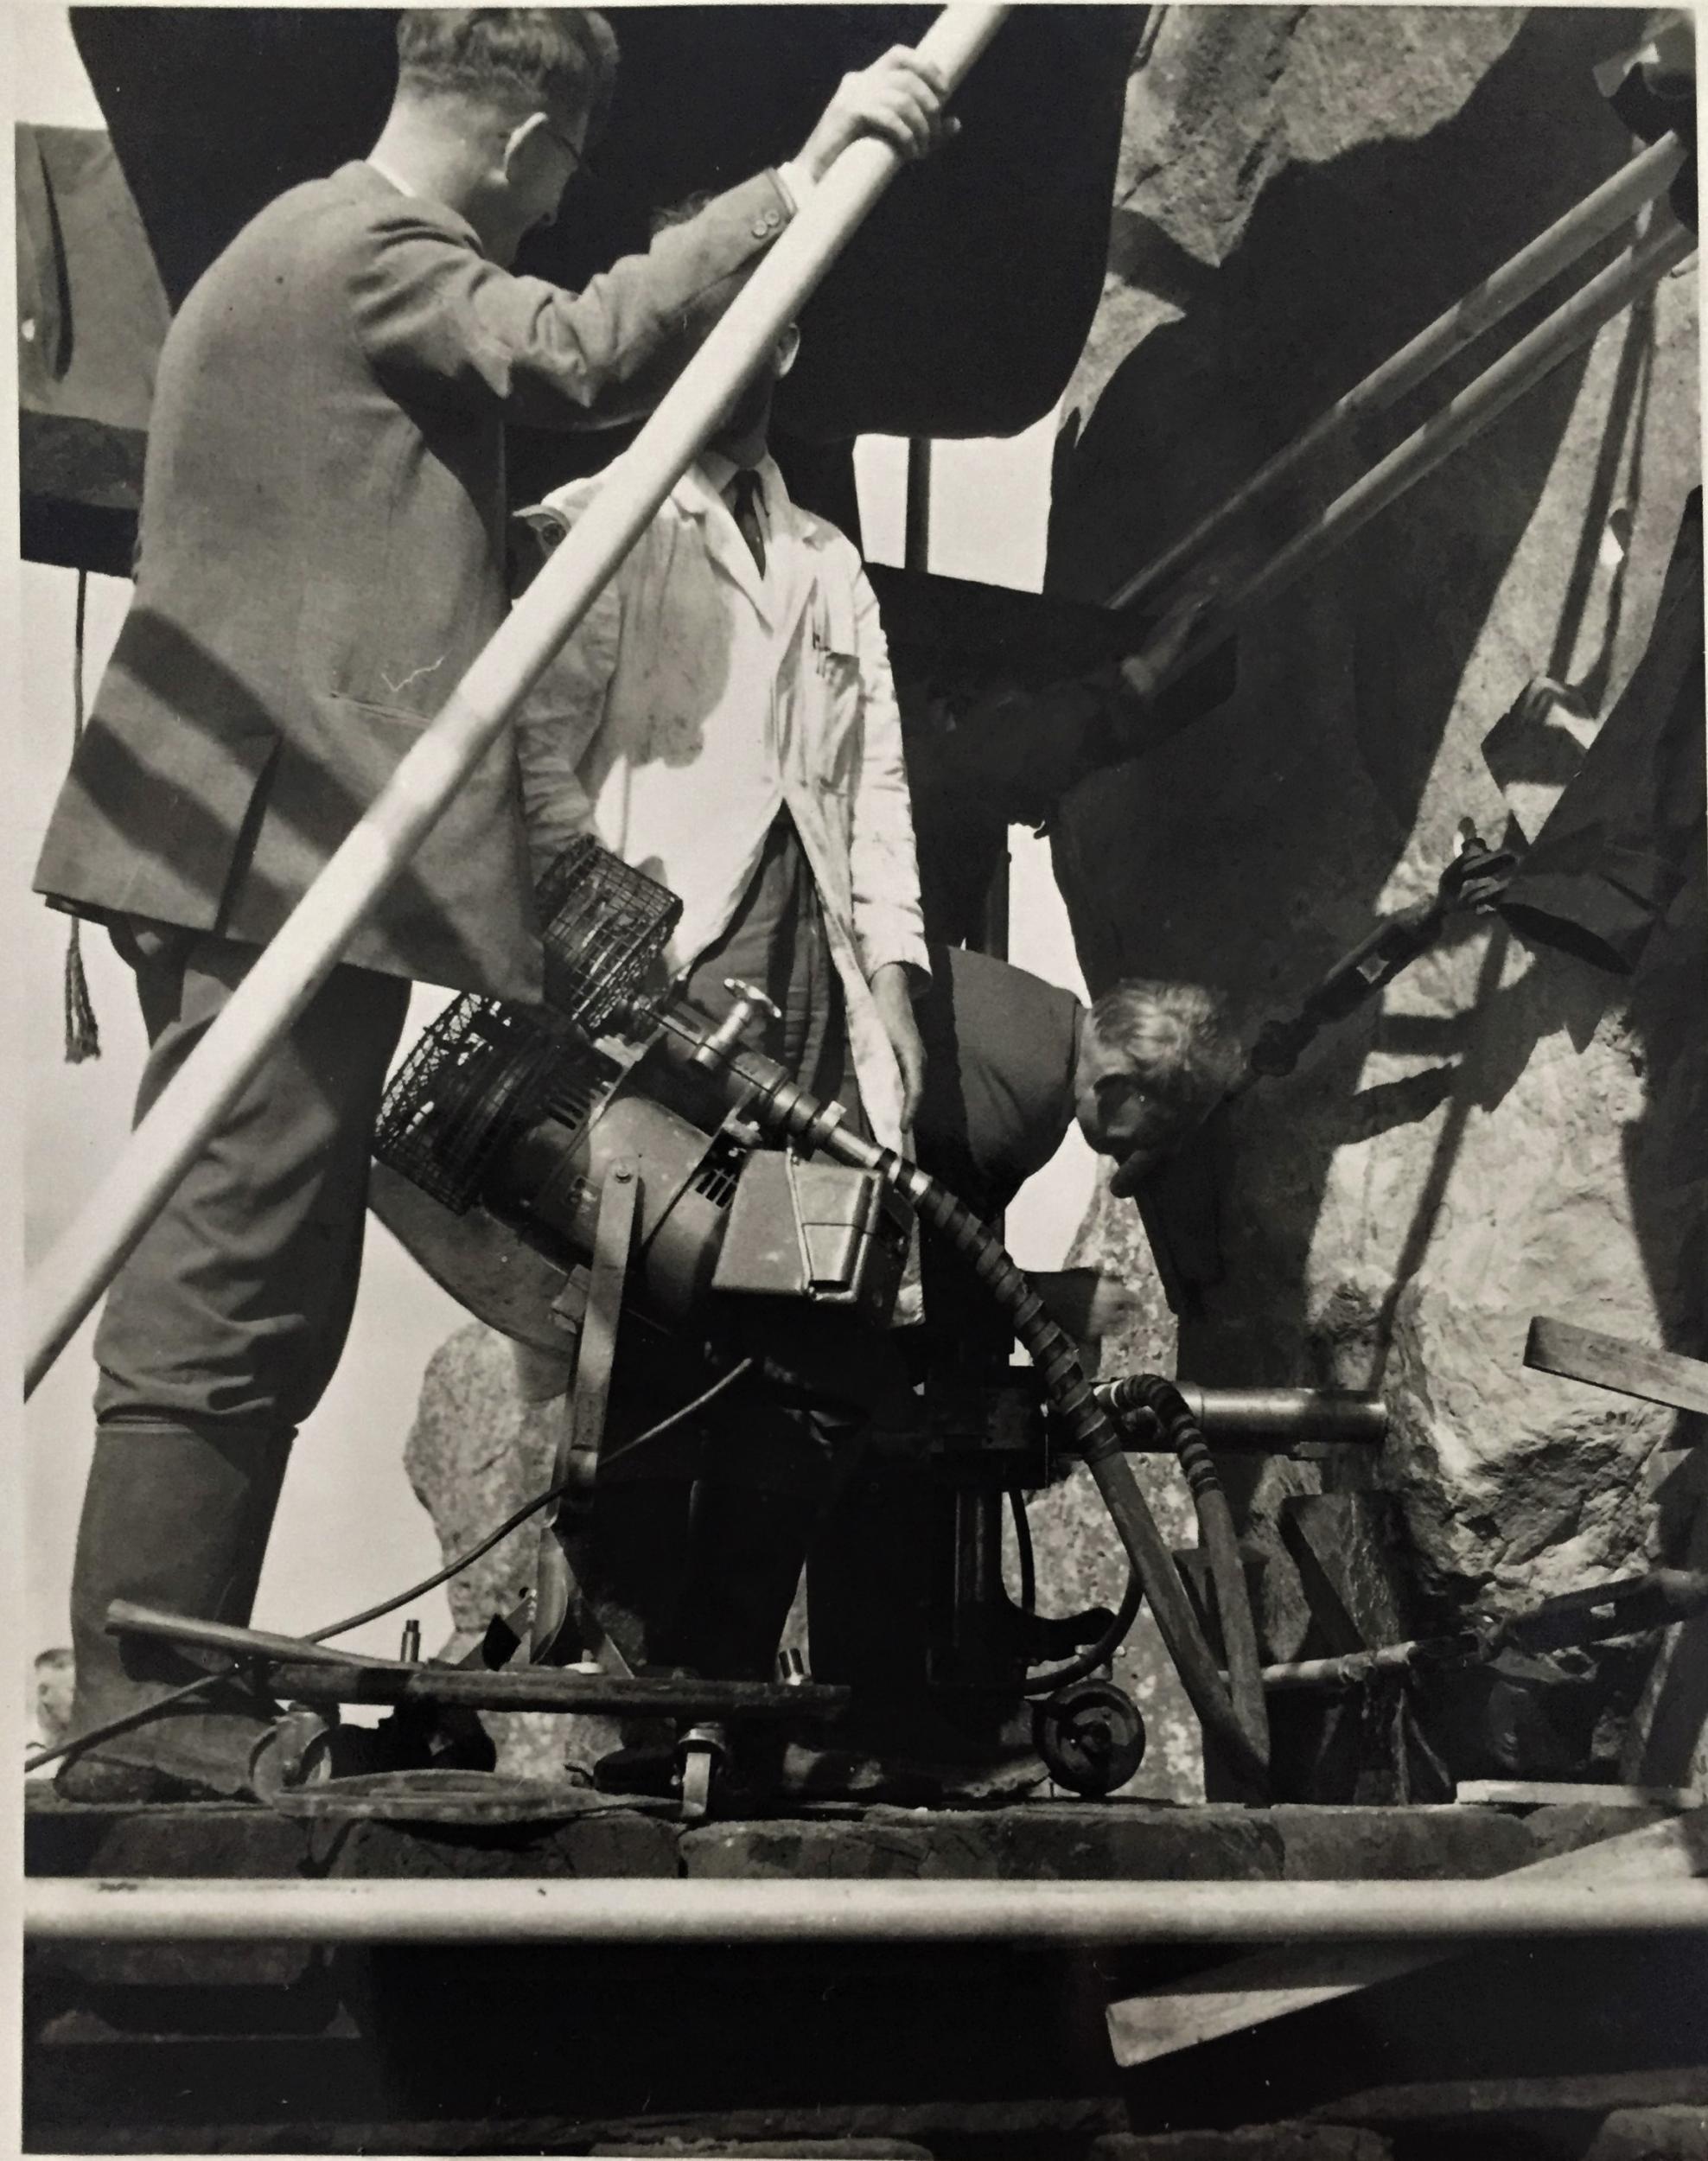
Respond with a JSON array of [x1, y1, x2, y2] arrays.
[[402, 1321, 604, 1779], [1045, 6, 1703, 1790]]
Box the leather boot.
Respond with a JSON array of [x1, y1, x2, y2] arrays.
[[57, 1423, 291, 1801]]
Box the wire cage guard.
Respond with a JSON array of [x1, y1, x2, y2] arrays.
[[373, 998, 567, 1214], [536, 835, 682, 1037]]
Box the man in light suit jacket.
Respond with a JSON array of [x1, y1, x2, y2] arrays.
[[35, 10, 952, 1802], [512, 306, 931, 1699]]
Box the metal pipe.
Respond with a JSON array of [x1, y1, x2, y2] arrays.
[[1099, 1385, 1388, 1449], [1108, 133, 1687, 609], [26, 1875, 1708, 1947], [1258, 1639, 1476, 1692], [22, 5, 1011, 1399], [1144, 219, 1695, 700], [904, 435, 934, 571]]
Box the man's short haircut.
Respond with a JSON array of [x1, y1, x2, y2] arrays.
[[1086, 979, 1238, 1120], [395, 10, 618, 138]]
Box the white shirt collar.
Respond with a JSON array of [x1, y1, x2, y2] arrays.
[[698, 450, 783, 520]]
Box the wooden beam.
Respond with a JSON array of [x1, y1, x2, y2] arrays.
[[1456, 1779, 1703, 1809], [1104, 1808, 1708, 2067], [1525, 1318, 1708, 1418]]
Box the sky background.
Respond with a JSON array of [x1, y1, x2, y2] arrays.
[[11, 3, 1095, 1697]]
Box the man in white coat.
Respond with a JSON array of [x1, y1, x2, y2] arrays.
[[513, 316, 929, 1698]]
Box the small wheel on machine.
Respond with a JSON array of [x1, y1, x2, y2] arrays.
[[676, 1723, 726, 1823], [248, 1708, 338, 1802], [1033, 1678, 1145, 1797]]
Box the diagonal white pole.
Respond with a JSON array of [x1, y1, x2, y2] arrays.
[[24, 7, 1011, 1399]]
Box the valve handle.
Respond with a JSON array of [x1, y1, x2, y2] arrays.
[[723, 978, 782, 1028], [689, 979, 782, 1073]]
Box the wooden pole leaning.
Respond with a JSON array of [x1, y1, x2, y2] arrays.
[[1105, 1809, 1707, 2067], [22, 5, 1011, 1400], [1138, 216, 1695, 704], [1107, 131, 1688, 611]]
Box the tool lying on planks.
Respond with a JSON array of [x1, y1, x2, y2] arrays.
[[1252, 1569, 1708, 1693]]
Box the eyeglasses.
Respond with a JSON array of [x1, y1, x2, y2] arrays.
[[540, 118, 592, 178]]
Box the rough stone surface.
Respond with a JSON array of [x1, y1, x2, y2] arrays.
[[398, 9, 1703, 1811], [23, 1787, 1664, 1884], [1265, 1802, 1533, 1880], [589, 2144, 934, 2158], [1316, 2069, 1708, 2132], [401, 1320, 602, 1781], [1090, 2131, 1393, 2161], [1046, 5, 1704, 1796], [679, 1802, 1283, 1882]]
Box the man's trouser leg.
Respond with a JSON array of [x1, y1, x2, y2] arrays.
[[61, 923, 409, 1796], [654, 814, 874, 1687], [660, 1384, 866, 1683]]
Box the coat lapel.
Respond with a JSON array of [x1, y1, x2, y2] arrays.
[[763, 479, 819, 670], [679, 463, 772, 623]]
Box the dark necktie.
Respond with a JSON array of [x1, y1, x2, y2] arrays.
[[725, 469, 767, 577]]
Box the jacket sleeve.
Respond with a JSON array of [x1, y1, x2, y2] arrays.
[[845, 560, 931, 986], [351, 173, 791, 429], [513, 507, 626, 886]]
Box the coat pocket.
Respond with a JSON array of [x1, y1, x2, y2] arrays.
[[806, 613, 864, 791]]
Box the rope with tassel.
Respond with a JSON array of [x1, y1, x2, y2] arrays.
[[62, 571, 101, 1062]]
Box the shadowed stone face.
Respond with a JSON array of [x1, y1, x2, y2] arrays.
[[1045, 5, 1703, 1796]]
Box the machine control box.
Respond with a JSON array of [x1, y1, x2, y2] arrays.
[[711, 1152, 912, 1324]]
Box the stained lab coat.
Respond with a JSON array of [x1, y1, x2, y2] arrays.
[[514, 453, 929, 1156]]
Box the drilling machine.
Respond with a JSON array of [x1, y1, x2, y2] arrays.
[[354, 834, 1365, 1814], [101, 825, 1704, 1819]]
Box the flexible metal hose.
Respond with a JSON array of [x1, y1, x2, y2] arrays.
[[1007, 1488, 1149, 1702], [1099, 1374, 1270, 1786], [672, 1019, 1268, 1790], [1019, 1563, 1144, 1699]]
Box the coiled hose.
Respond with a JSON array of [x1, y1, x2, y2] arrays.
[[1098, 1374, 1271, 1783], [683, 1026, 1271, 1794]]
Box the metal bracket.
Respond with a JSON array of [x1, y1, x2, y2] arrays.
[[529, 1161, 640, 1667]]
